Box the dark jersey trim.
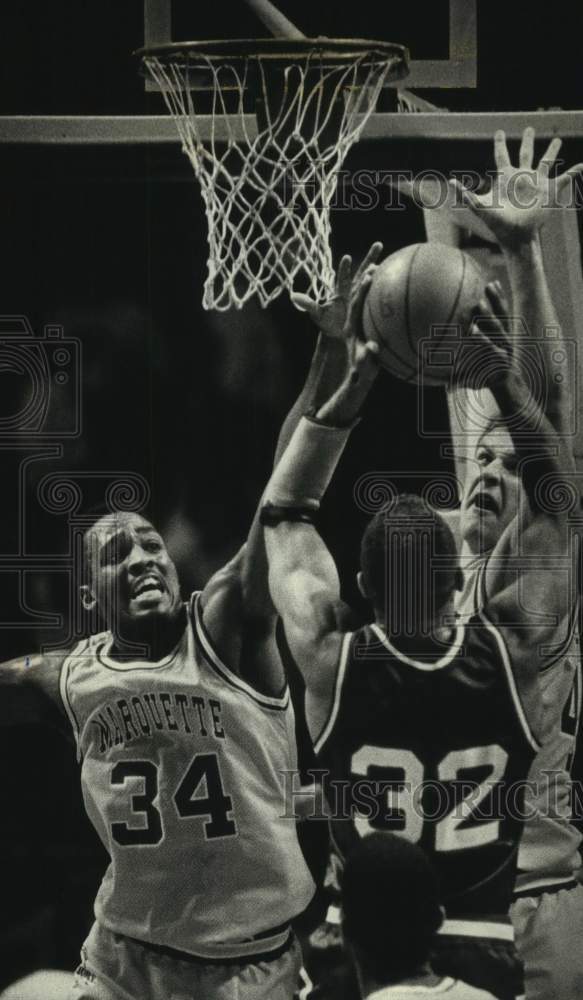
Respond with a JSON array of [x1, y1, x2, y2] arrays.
[[96, 630, 183, 673], [191, 593, 290, 712], [539, 596, 581, 675], [59, 638, 90, 760], [313, 631, 352, 754], [126, 927, 293, 966], [477, 610, 541, 753], [513, 878, 579, 900], [369, 622, 465, 671]]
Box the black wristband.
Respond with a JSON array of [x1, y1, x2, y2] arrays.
[[260, 503, 317, 528]]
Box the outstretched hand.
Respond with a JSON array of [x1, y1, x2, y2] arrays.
[[449, 127, 583, 251], [315, 336, 380, 427], [291, 241, 383, 342], [454, 282, 514, 390]]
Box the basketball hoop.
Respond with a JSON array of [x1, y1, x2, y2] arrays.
[[137, 38, 409, 310]]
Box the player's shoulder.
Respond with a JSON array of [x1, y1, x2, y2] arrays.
[[200, 546, 246, 604], [348, 619, 498, 675], [27, 636, 97, 702], [454, 982, 500, 1000], [461, 611, 507, 661]]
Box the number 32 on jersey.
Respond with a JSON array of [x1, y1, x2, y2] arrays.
[[351, 744, 508, 852]]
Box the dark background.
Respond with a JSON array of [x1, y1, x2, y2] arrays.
[[0, 1, 582, 985]]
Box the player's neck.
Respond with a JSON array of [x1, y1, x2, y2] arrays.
[[109, 605, 186, 662], [399, 964, 442, 987], [365, 963, 443, 997], [460, 537, 492, 565], [379, 620, 456, 659]]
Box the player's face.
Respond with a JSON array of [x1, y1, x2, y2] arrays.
[[459, 427, 525, 554], [82, 513, 182, 626]]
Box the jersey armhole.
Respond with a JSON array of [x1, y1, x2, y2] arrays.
[[58, 644, 86, 762], [483, 554, 581, 675], [313, 631, 352, 754], [190, 592, 290, 711], [478, 610, 541, 753], [538, 596, 581, 675]]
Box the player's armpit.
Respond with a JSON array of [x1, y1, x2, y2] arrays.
[[481, 605, 545, 741], [485, 505, 576, 644], [286, 617, 345, 745], [483, 516, 577, 742], [267, 545, 346, 727], [0, 652, 67, 729], [198, 546, 287, 696]]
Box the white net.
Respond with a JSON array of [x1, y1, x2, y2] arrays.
[[144, 46, 404, 310]]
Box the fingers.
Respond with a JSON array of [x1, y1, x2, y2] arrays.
[[471, 311, 507, 340], [466, 316, 512, 368], [349, 340, 380, 384], [358, 241, 384, 276], [353, 242, 383, 288], [347, 271, 374, 331], [354, 340, 380, 366], [519, 126, 535, 169], [470, 286, 513, 360], [494, 129, 511, 170], [456, 311, 512, 388], [448, 178, 485, 217], [538, 135, 562, 177], [556, 162, 583, 190], [290, 292, 320, 319], [346, 271, 373, 341], [336, 254, 353, 300], [484, 279, 510, 320]]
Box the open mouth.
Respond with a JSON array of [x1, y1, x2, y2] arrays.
[[132, 575, 165, 598], [471, 492, 498, 515]]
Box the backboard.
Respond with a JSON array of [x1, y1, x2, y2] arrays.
[[144, 0, 477, 91]]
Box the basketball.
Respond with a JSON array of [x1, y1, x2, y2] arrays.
[[362, 242, 486, 385]]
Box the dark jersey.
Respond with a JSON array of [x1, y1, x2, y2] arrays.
[[315, 614, 540, 918]]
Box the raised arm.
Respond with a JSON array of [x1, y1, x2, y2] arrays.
[[458, 293, 577, 669], [199, 245, 382, 696], [451, 127, 583, 439], [262, 334, 379, 740]]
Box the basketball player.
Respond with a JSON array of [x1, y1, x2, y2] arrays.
[[262, 288, 576, 1000], [3, 512, 316, 1000], [451, 129, 583, 1000], [342, 833, 497, 1000], [0, 244, 382, 1000]]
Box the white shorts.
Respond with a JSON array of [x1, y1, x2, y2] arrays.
[[70, 921, 302, 1000], [510, 881, 583, 1000]]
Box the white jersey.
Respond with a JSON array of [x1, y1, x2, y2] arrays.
[[456, 555, 582, 893], [366, 977, 496, 999], [59, 593, 315, 960]]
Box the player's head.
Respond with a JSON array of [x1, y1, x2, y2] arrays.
[[341, 832, 443, 990], [459, 418, 524, 555], [359, 494, 461, 635], [80, 511, 182, 628]]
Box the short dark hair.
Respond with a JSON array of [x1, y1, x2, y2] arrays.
[[81, 510, 153, 588], [359, 493, 458, 631], [341, 832, 443, 985]]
